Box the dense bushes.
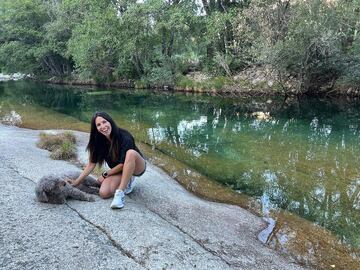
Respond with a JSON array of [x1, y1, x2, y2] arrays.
[[266, 0, 355, 93], [1, 0, 360, 93]]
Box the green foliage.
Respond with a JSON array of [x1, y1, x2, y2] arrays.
[[268, 1, 344, 92], [50, 140, 77, 160], [134, 79, 150, 89], [250, 0, 360, 93], [340, 46, 360, 86], [67, 6, 120, 82], [202, 9, 243, 75], [115, 0, 200, 83], [176, 75, 195, 89], [0, 42, 37, 73], [0, 0, 74, 76], [0, 0, 47, 73], [335, 0, 360, 87], [212, 76, 233, 90], [2, 0, 360, 93]]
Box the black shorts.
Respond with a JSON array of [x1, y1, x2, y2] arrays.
[[133, 161, 146, 177]]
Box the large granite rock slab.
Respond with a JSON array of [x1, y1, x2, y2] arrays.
[[0, 124, 306, 269]]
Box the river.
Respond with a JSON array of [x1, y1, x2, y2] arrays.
[[1, 80, 359, 268]]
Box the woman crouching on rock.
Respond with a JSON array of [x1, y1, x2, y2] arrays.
[[69, 111, 146, 209]]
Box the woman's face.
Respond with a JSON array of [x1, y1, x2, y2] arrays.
[[95, 116, 112, 138]]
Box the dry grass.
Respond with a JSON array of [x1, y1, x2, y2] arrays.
[[37, 131, 77, 160]]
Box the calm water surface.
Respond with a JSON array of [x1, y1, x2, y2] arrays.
[[1, 81, 359, 248]]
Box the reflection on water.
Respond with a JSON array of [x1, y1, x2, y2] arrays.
[[1, 82, 359, 251], [144, 104, 360, 248]]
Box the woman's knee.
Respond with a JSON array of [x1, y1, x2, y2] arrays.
[[99, 189, 112, 199], [125, 149, 138, 161]]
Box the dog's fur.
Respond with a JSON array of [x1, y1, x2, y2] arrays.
[[35, 171, 100, 204]]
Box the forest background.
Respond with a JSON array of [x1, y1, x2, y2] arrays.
[[1, 0, 360, 95]]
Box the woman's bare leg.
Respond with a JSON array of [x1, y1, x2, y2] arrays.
[[99, 174, 122, 199], [117, 150, 145, 191]]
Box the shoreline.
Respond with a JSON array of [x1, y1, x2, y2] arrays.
[[1, 80, 359, 269], [39, 74, 360, 99], [136, 140, 360, 270], [3, 122, 359, 270], [0, 123, 307, 270], [2, 73, 359, 98]]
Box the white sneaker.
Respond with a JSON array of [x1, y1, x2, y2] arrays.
[[124, 176, 135, 195], [111, 190, 125, 209]]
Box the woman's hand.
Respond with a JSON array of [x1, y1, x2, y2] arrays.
[[68, 162, 96, 187], [65, 178, 79, 186]]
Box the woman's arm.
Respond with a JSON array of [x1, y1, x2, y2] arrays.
[[72, 162, 96, 186], [105, 163, 124, 176], [97, 163, 123, 184]]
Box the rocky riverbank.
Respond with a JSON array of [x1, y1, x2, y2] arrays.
[[0, 73, 27, 82], [0, 124, 306, 270], [41, 67, 360, 98]]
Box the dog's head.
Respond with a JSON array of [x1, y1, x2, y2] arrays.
[[35, 176, 67, 204]]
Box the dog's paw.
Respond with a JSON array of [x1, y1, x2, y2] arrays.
[[87, 196, 95, 202]]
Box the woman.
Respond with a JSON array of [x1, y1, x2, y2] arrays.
[[69, 111, 146, 209]]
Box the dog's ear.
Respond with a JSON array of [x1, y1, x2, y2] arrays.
[[36, 190, 49, 202]]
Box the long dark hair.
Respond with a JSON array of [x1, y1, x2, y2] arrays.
[[87, 111, 120, 166]]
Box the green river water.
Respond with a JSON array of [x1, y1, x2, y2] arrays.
[[1, 81, 359, 251]]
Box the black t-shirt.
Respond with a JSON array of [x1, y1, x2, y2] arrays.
[[104, 128, 143, 168]]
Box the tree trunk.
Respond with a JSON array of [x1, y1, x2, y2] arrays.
[[162, 28, 167, 56], [131, 53, 144, 78], [167, 31, 174, 58], [201, 0, 211, 15]]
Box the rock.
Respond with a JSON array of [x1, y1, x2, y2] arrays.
[[186, 72, 210, 82], [251, 111, 272, 121], [0, 73, 26, 81], [0, 125, 305, 270], [1, 110, 22, 126]]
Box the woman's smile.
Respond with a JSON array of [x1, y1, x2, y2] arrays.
[[95, 116, 112, 138]]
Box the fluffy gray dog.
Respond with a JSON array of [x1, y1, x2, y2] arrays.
[[35, 171, 100, 204]]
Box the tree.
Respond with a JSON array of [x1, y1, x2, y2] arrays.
[[0, 0, 74, 76], [67, 1, 121, 82], [271, 0, 352, 93]]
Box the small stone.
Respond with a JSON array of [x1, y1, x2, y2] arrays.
[[1, 110, 22, 126]]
